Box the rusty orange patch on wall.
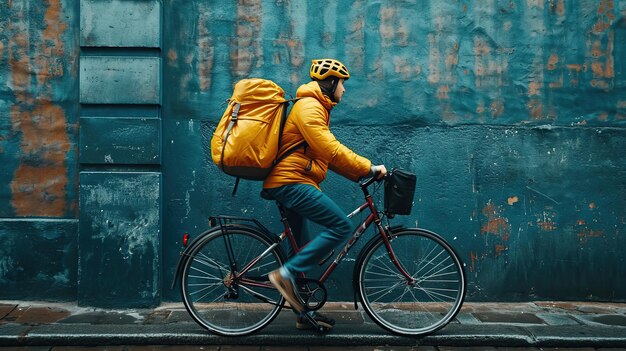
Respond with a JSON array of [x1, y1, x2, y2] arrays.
[[8, 0, 71, 217], [578, 228, 605, 243], [469, 251, 477, 273], [36, 0, 67, 85], [537, 220, 557, 231], [594, 0, 615, 33], [547, 54, 559, 70], [168, 49, 177, 63], [232, 0, 261, 78], [10, 103, 70, 217], [481, 201, 511, 241], [556, 0, 565, 16], [490, 100, 505, 117], [494, 244, 507, 257], [428, 34, 440, 84], [8, 32, 31, 102], [527, 99, 544, 119], [528, 81, 542, 96], [437, 85, 450, 100], [482, 217, 510, 238], [197, 10, 213, 92], [11, 164, 67, 217]]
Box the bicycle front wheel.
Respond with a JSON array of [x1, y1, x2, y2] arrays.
[[181, 228, 285, 336], [357, 228, 466, 336]]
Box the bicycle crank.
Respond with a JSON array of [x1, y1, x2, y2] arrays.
[[295, 278, 327, 311], [301, 311, 331, 333]]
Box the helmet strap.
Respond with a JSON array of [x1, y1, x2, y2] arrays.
[[330, 78, 340, 100]]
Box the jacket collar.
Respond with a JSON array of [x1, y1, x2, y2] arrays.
[[296, 81, 337, 110]]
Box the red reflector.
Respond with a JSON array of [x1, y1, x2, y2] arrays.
[[183, 233, 190, 247]]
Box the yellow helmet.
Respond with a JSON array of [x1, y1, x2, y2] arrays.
[[310, 59, 350, 81]]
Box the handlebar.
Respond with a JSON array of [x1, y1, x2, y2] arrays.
[[359, 173, 387, 189]]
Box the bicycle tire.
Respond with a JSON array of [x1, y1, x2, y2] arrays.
[[357, 228, 466, 336], [180, 227, 285, 336]]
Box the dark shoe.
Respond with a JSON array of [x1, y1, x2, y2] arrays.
[[269, 270, 304, 313], [296, 312, 335, 330]]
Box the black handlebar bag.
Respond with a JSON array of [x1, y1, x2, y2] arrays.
[[384, 169, 417, 217]]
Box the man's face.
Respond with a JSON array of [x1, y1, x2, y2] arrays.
[[334, 79, 346, 103]]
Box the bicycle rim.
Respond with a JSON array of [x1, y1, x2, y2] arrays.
[[358, 229, 466, 336], [181, 229, 284, 336]]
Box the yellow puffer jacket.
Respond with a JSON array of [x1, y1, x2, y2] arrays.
[[263, 81, 372, 190]]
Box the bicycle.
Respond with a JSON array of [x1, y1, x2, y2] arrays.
[[172, 173, 467, 336]]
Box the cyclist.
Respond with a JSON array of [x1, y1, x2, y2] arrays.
[[264, 58, 387, 330]]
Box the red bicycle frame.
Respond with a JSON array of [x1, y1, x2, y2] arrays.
[[237, 177, 416, 290]]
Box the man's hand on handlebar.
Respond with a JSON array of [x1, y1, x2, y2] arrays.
[[371, 165, 387, 180]]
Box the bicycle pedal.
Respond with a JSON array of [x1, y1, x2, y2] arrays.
[[303, 313, 322, 331]]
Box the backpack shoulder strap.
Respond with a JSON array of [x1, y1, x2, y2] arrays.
[[275, 98, 305, 166]]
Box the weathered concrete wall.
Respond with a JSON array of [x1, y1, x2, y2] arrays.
[[77, 0, 162, 308], [0, 0, 78, 217], [0, 0, 79, 299], [162, 0, 626, 302], [1, 0, 625, 306]]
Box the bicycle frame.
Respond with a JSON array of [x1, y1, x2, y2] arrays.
[[176, 170, 467, 337], [235, 177, 416, 292]]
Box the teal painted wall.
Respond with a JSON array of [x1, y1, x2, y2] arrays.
[[1, 0, 625, 307], [0, 0, 80, 301], [77, 0, 163, 307], [161, 0, 626, 302]]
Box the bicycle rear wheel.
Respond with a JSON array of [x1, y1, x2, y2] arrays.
[[357, 228, 466, 336], [181, 228, 285, 336]]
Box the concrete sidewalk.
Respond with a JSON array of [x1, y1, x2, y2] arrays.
[[1, 301, 625, 348]]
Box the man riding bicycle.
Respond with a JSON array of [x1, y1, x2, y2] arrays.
[[264, 58, 387, 330]]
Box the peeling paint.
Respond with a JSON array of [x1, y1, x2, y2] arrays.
[[536, 211, 557, 232], [481, 201, 511, 241], [79, 173, 160, 307], [232, 0, 262, 78], [594, 0, 615, 33], [481, 200, 511, 258], [578, 228, 606, 243], [162, 0, 626, 303], [494, 244, 507, 257], [0, 0, 624, 305], [196, 3, 213, 92], [4, 0, 75, 218], [10, 103, 71, 216], [469, 251, 477, 273]]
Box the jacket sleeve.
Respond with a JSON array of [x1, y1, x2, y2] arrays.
[[296, 101, 372, 181]]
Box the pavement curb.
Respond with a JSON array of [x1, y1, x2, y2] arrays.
[[1, 322, 626, 348], [1, 301, 625, 347]]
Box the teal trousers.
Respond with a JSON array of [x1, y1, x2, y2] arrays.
[[265, 184, 353, 276]]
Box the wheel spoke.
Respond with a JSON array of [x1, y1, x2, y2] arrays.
[[190, 282, 223, 301], [189, 266, 222, 281], [181, 229, 284, 336], [359, 230, 465, 336]]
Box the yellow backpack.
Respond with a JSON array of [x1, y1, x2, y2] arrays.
[[211, 79, 301, 189]]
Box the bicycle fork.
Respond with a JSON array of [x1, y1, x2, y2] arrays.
[[351, 224, 417, 310]]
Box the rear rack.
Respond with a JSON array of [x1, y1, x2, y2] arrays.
[[209, 215, 273, 237]]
